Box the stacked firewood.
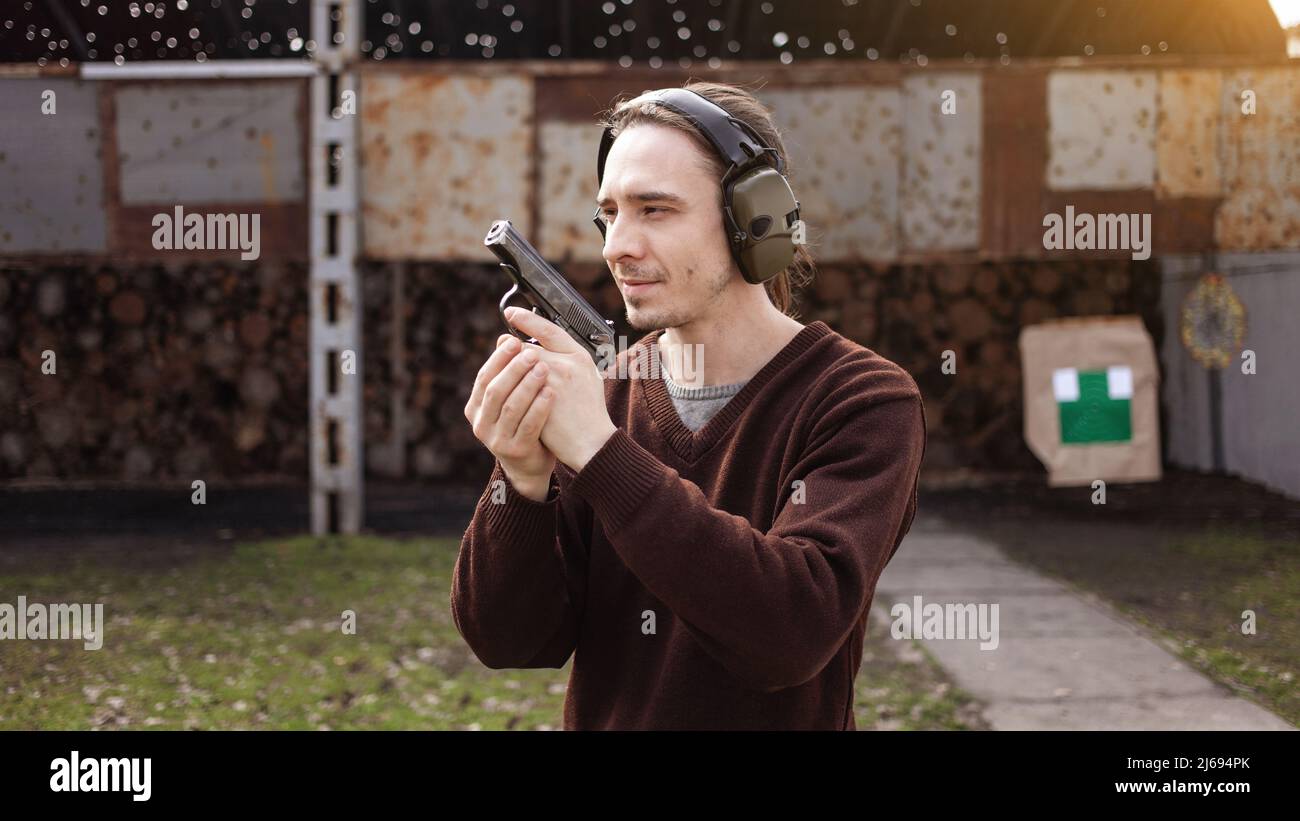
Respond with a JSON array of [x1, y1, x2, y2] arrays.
[[801, 259, 1162, 470], [0, 255, 1159, 482], [0, 261, 310, 481]]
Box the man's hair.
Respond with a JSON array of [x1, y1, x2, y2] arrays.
[[598, 80, 816, 319]]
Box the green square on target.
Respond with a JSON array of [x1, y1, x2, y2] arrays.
[[1055, 367, 1132, 445]]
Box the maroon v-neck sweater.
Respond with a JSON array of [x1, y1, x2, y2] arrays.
[[451, 320, 926, 730]]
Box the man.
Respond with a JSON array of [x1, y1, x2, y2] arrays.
[[453, 81, 926, 730]]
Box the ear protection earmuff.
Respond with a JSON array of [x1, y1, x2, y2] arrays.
[[593, 88, 802, 286]]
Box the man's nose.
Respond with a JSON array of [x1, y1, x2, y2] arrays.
[[601, 212, 645, 268]]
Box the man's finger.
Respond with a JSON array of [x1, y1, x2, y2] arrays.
[[468, 338, 522, 414], [511, 382, 554, 442], [503, 358, 550, 440], [505, 307, 578, 354], [481, 348, 543, 430]]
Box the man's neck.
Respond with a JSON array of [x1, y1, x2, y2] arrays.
[[658, 305, 805, 388]]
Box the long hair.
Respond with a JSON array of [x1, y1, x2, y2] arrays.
[[598, 80, 816, 319]]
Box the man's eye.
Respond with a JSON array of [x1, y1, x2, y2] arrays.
[[601, 206, 667, 221]]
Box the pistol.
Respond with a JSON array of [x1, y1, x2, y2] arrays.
[[484, 219, 616, 366]]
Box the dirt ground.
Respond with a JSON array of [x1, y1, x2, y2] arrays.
[[3, 465, 1295, 558], [918, 467, 1300, 537], [0, 478, 481, 571]]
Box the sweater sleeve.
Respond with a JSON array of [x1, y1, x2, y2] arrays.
[[567, 375, 926, 693], [450, 459, 590, 670]]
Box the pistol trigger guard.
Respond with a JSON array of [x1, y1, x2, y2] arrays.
[[498, 280, 540, 346]]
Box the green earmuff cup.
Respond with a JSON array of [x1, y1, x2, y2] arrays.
[[727, 165, 801, 285]]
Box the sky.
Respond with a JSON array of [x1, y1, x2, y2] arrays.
[[1270, 0, 1300, 27]]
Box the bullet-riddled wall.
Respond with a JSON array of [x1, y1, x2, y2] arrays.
[[5, 61, 1295, 264], [1, 58, 1298, 489], [353, 60, 1300, 262]]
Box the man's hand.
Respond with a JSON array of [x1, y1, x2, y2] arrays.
[[464, 333, 557, 501], [504, 306, 617, 472]]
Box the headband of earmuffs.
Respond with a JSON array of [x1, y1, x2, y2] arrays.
[[593, 88, 801, 285], [595, 88, 786, 183]]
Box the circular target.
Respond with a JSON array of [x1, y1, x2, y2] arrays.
[[1180, 273, 1246, 370]]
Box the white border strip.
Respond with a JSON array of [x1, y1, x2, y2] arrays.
[[81, 59, 317, 80]]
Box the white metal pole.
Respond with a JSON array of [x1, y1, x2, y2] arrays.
[[309, 0, 363, 534]]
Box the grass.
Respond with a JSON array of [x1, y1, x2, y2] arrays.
[[854, 609, 991, 730], [0, 535, 985, 730], [975, 521, 1298, 727]]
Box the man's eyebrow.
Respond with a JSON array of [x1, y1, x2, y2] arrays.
[[596, 190, 688, 208]]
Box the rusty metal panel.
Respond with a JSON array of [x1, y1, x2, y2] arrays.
[[1047, 70, 1157, 191], [1155, 69, 1223, 199], [105, 81, 307, 261], [361, 73, 533, 261], [538, 120, 604, 263], [114, 80, 305, 204], [1215, 67, 1300, 250], [763, 86, 900, 262], [0, 78, 107, 253], [901, 72, 981, 252], [535, 75, 649, 123], [981, 69, 1048, 258], [1154, 197, 1219, 253]]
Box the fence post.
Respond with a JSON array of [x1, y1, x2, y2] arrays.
[[309, 0, 363, 534]]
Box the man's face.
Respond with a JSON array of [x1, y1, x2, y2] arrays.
[[596, 123, 737, 332]]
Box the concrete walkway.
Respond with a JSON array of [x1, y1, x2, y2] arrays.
[[874, 515, 1294, 730]]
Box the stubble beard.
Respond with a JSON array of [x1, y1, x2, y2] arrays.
[[625, 264, 729, 332]]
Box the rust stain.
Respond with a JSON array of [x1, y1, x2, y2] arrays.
[[367, 96, 393, 123], [1156, 69, 1222, 199], [414, 74, 448, 93], [360, 72, 533, 259], [408, 131, 435, 165], [1215, 67, 1300, 249], [259, 132, 277, 202]]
